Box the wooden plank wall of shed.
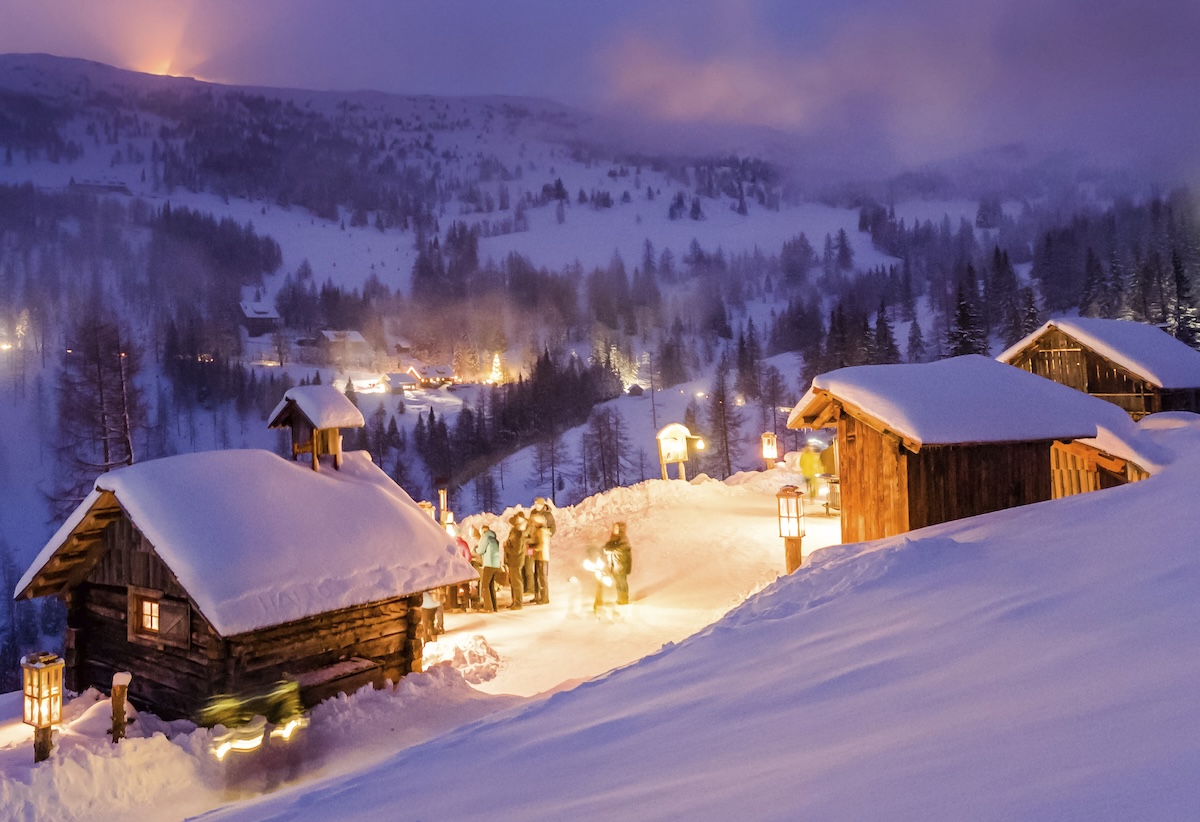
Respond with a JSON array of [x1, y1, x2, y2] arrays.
[[222, 595, 417, 693], [1010, 328, 1088, 391], [838, 414, 909, 543], [907, 441, 1052, 530], [69, 515, 220, 719]]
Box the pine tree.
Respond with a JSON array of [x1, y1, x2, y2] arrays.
[[1169, 249, 1200, 349], [873, 301, 901, 364], [946, 283, 988, 356], [906, 318, 927, 363], [706, 359, 742, 480], [1079, 248, 1105, 317]]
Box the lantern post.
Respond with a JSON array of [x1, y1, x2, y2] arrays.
[[761, 431, 778, 471], [776, 485, 806, 573], [21, 652, 65, 763]]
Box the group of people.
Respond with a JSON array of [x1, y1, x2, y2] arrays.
[[470, 497, 557, 612], [436, 498, 634, 624]]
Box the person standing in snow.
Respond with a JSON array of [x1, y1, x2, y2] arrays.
[[504, 510, 528, 609], [474, 524, 503, 612], [603, 521, 632, 606], [420, 588, 443, 639], [800, 442, 823, 500], [530, 497, 556, 604]]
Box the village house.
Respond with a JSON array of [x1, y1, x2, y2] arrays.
[[788, 355, 1144, 543], [238, 300, 280, 337], [998, 317, 1200, 418], [14, 385, 475, 720], [385, 372, 419, 394], [319, 329, 371, 367], [407, 363, 456, 387]]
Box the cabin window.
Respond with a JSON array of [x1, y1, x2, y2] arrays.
[[127, 586, 190, 649], [140, 598, 160, 633]]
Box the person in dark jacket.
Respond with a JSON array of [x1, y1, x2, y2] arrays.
[[474, 524, 503, 612], [603, 521, 632, 606], [504, 510, 528, 609], [530, 498, 556, 604]]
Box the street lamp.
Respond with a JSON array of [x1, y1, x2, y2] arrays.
[[22, 652, 64, 763], [761, 432, 778, 471], [776, 485, 806, 574]]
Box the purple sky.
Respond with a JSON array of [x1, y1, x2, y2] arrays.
[[2, 0, 1199, 177]]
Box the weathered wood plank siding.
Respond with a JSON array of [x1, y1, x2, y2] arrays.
[[907, 441, 1052, 530], [839, 414, 908, 543]]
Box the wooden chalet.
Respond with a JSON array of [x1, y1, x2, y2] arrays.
[[319, 330, 371, 367], [788, 355, 1138, 543], [13, 449, 476, 720], [998, 317, 1200, 418], [269, 384, 365, 470], [239, 300, 280, 337]]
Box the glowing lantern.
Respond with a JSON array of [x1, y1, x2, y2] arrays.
[[761, 432, 778, 470], [776, 485, 806, 574], [656, 423, 705, 480], [22, 652, 64, 762]]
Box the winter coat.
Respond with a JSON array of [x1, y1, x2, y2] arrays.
[[475, 529, 502, 568], [603, 525, 632, 576], [528, 512, 552, 561], [799, 447, 822, 480], [534, 505, 557, 536], [504, 517, 527, 567]]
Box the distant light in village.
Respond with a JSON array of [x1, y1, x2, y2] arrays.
[[0, 342, 10, 351], [761, 432, 779, 471], [21, 652, 64, 763]]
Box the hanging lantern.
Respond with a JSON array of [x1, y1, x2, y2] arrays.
[[776, 485, 806, 574], [22, 652, 64, 763]]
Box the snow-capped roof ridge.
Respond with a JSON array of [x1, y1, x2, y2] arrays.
[[791, 354, 1127, 447], [998, 317, 1200, 389], [268, 384, 365, 430], [16, 449, 473, 636]]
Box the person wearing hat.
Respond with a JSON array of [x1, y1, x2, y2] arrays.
[[530, 497, 556, 604], [504, 509, 528, 608]]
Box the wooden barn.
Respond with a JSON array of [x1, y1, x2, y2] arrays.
[[268, 384, 365, 470], [13, 449, 476, 720], [998, 317, 1200, 418], [239, 300, 280, 337], [788, 355, 1136, 543]]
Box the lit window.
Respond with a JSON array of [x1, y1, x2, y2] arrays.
[[141, 599, 159, 632]]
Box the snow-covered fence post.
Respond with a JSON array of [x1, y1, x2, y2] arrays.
[[111, 671, 131, 743]]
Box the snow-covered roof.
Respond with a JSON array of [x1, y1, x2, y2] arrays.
[[789, 354, 1128, 448], [15, 450, 475, 636], [320, 329, 368, 345], [238, 301, 279, 320], [998, 317, 1200, 390], [268, 384, 365, 430], [410, 364, 454, 379], [385, 372, 419, 386]]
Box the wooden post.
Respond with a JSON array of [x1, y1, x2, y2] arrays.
[[33, 727, 52, 763], [784, 536, 803, 574], [111, 671, 131, 743]]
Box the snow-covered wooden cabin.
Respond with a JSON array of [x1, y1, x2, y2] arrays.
[[13, 449, 476, 720], [268, 384, 364, 470], [998, 317, 1200, 418], [238, 300, 280, 337], [788, 355, 1138, 543], [319, 329, 371, 366]]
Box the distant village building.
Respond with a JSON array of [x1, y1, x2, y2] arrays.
[[239, 300, 280, 337], [68, 178, 132, 196], [13, 449, 476, 720], [407, 363, 455, 387], [268, 384, 364, 470], [998, 317, 1200, 418], [319, 330, 371, 366], [788, 355, 1140, 543], [385, 372, 419, 394]]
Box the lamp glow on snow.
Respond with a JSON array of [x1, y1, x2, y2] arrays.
[[22, 652, 64, 762], [776, 485, 805, 574], [761, 432, 778, 470]]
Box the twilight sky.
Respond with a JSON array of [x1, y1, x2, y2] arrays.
[[2, 0, 1198, 177]]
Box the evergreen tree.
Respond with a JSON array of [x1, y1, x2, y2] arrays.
[[946, 283, 989, 356], [906, 317, 927, 363], [706, 359, 742, 480], [873, 301, 901, 364], [1169, 249, 1200, 349], [1079, 248, 1105, 317]]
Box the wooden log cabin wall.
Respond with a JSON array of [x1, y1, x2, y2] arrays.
[[63, 508, 424, 720]]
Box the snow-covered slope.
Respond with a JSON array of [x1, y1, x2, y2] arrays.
[[202, 416, 1200, 822]]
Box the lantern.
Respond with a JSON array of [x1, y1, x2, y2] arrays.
[[761, 432, 778, 470], [776, 485, 806, 574], [22, 652, 64, 763]]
